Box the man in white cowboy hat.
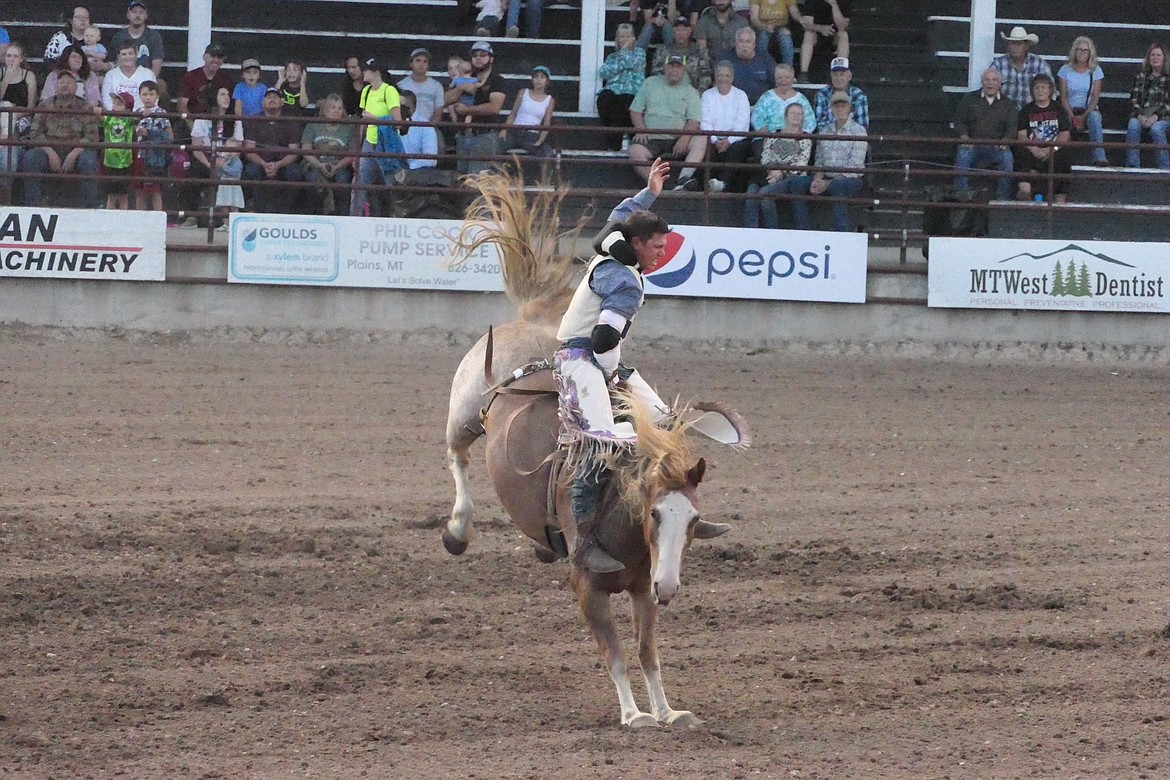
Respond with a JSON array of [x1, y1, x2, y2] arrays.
[[990, 25, 1053, 109]]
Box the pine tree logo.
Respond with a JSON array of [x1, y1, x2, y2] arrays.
[[998, 244, 1136, 299], [1051, 259, 1093, 297]]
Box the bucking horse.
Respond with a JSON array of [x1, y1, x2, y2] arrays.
[[442, 170, 749, 727]]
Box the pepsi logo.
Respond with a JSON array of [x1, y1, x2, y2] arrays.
[[645, 231, 697, 288]]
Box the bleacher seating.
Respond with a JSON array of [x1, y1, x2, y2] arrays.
[[987, 168, 1170, 241], [928, 5, 1170, 150], [925, 1, 1170, 245], [5, 0, 1169, 245]]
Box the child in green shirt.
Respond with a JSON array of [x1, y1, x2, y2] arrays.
[[102, 90, 136, 210]]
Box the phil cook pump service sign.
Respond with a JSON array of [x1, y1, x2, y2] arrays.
[[227, 214, 502, 290], [929, 237, 1170, 312]]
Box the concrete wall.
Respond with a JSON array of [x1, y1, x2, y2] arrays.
[[3, 243, 1169, 362]]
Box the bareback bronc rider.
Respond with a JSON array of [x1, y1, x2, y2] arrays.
[[555, 157, 675, 573]]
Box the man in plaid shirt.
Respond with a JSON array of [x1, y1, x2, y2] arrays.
[[20, 70, 103, 208], [991, 26, 1053, 109], [813, 57, 869, 129], [784, 90, 868, 232]]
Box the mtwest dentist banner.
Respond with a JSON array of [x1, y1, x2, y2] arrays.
[[928, 238, 1170, 312]]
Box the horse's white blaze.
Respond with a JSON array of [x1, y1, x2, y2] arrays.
[[651, 492, 698, 604]]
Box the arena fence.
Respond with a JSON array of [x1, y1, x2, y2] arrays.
[[3, 105, 1169, 263]]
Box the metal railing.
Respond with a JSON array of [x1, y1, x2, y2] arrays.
[[3, 104, 1169, 259]]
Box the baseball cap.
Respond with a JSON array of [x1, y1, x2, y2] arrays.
[[127, 0, 146, 9], [204, 43, 224, 57], [532, 65, 550, 76], [241, 58, 261, 71], [409, 47, 430, 60], [470, 40, 493, 55], [829, 90, 851, 104], [665, 53, 686, 65], [55, 67, 78, 80], [673, 15, 691, 26], [264, 86, 280, 96], [362, 57, 383, 72], [114, 89, 137, 106], [830, 57, 850, 71]]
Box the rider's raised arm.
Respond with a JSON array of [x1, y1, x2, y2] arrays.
[[605, 157, 670, 223], [594, 158, 671, 257]]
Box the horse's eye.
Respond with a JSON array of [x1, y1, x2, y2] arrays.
[[650, 508, 661, 524]]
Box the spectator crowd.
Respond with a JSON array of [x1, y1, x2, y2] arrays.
[[0, 3, 1168, 231]]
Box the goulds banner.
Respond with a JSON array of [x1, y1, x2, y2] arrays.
[[928, 237, 1170, 312], [643, 225, 868, 303], [227, 214, 503, 290], [0, 207, 166, 281]]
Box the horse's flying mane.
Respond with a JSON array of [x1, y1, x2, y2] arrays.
[[607, 393, 698, 521], [449, 169, 589, 326]]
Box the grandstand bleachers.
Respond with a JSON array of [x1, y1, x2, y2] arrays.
[[926, 2, 1170, 245], [6, 0, 1169, 245], [929, 14, 1170, 146], [10, 0, 940, 136]]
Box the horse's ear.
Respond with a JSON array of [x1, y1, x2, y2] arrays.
[[686, 458, 706, 487], [693, 519, 731, 539]]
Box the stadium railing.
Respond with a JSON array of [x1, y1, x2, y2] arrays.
[[3, 105, 1169, 261]]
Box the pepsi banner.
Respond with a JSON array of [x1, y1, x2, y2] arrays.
[[643, 225, 867, 303], [227, 214, 503, 290]]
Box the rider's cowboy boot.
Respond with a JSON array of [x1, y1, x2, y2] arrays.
[[571, 515, 625, 573]]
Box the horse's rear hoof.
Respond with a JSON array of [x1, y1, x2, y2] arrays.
[[533, 546, 562, 564], [441, 530, 468, 556], [664, 711, 703, 728], [626, 713, 660, 729]]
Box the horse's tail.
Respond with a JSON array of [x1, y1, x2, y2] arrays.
[[449, 168, 587, 327]]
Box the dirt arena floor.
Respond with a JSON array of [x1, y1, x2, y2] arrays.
[[2, 325, 1169, 779]]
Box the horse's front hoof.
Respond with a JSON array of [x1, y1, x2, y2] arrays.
[[441, 530, 469, 556], [533, 546, 561, 563], [625, 713, 660, 729], [662, 710, 703, 728]]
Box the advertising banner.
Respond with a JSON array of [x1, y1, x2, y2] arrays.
[[642, 225, 867, 303], [928, 237, 1170, 312], [226, 214, 868, 304], [227, 214, 502, 291], [0, 207, 166, 281]]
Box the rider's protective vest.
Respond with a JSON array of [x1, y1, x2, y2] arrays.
[[556, 255, 644, 343]]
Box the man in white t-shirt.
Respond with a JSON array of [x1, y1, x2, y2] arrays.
[[101, 41, 155, 110], [398, 90, 438, 169], [700, 60, 751, 192], [396, 47, 445, 126]]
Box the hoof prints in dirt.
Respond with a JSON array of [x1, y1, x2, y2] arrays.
[[690, 539, 1015, 584], [868, 581, 1082, 612]]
